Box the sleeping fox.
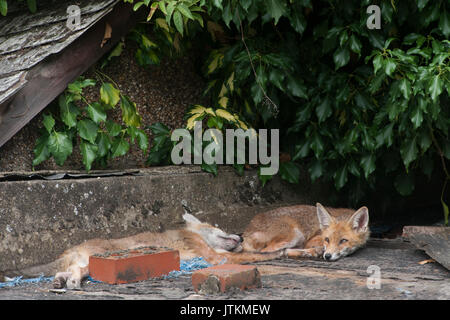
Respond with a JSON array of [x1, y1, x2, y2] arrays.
[[14, 203, 369, 289]]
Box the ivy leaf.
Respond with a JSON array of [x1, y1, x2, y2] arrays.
[[59, 95, 79, 129], [80, 141, 98, 171], [349, 35, 362, 55], [333, 46, 350, 70], [0, 0, 7, 16], [87, 102, 107, 124], [265, 0, 286, 25], [32, 133, 51, 167], [334, 165, 348, 190], [47, 131, 73, 166], [43, 114, 55, 133], [410, 105, 423, 129], [201, 163, 218, 176], [287, 76, 307, 99], [308, 159, 323, 182], [372, 54, 383, 74], [400, 137, 418, 169], [106, 120, 122, 137], [429, 75, 443, 102], [176, 4, 194, 20], [399, 78, 411, 100], [111, 137, 130, 158], [279, 162, 300, 184], [316, 96, 332, 123], [258, 166, 274, 186], [120, 95, 142, 127], [439, 9, 450, 38], [136, 128, 149, 151], [100, 83, 120, 108], [360, 154, 376, 179], [96, 132, 112, 158], [383, 58, 397, 77], [173, 10, 184, 35], [77, 119, 99, 144], [310, 131, 325, 157]]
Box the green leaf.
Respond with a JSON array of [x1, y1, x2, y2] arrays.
[[290, 8, 306, 34], [287, 76, 307, 99], [149, 122, 170, 136], [399, 78, 411, 100], [27, 0, 37, 13], [201, 163, 218, 176], [258, 166, 274, 187], [265, 0, 286, 25], [120, 95, 142, 127], [310, 131, 325, 157], [308, 159, 323, 182], [360, 154, 376, 179], [87, 102, 107, 124], [349, 35, 362, 55], [334, 165, 348, 190], [439, 9, 450, 38], [410, 105, 423, 129], [0, 0, 7, 16], [43, 114, 55, 133], [59, 95, 79, 129], [279, 162, 300, 184], [48, 131, 73, 166], [96, 132, 112, 158], [106, 120, 122, 137], [173, 10, 184, 35], [383, 58, 397, 77], [375, 123, 394, 148], [400, 137, 418, 169], [32, 133, 51, 167], [80, 141, 98, 171], [429, 75, 443, 102], [234, 163, 244, 176], [135, 128, 149, 151], [394, 172, 415, 196], [373, 54, 383, 74], [100, 83, 120, 108], [333, 46, 350, 70], [316, 96, 332, 123], [77, 119, 99, 144], [111, 137, 130, 158], [176, 3, 194, 20]]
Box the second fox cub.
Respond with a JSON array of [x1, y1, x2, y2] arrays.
[[243, 203, 370, 261]]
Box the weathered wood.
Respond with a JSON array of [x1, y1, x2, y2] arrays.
[[402, 226, 450, 271]]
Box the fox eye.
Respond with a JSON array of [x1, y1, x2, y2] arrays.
[[324, 237, 329, 243], [340, 239, 348, 244]]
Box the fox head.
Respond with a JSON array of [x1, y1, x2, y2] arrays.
[[183, 213, 243, 253], [316, 203, 370, 261]]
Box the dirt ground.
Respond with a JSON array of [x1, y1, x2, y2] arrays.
[[0, 239, 448, 300], [0, 39, 207, 171]]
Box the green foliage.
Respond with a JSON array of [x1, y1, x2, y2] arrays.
[[126, 0, 450, 220], [33, 77, 148, 171], [0, 0, 37, 15]]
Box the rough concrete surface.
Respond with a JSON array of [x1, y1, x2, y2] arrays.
[[0, 165, 331, 272], [0, 239, 448, 300]]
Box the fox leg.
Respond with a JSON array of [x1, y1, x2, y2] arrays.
[[53, 272, 72, 289], [285, 235, 324, 259], [53, 264, 89, 289]]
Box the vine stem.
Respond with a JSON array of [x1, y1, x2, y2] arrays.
[[235, 7, 279, 117]]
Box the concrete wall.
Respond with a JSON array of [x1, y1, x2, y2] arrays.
[[0, 166, 331, 272]]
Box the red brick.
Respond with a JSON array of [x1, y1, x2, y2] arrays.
[[192, 264, 261, 293], [89, 246, 180, 284]]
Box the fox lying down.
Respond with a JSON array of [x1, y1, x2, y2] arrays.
[[16, 203, 369, 289]]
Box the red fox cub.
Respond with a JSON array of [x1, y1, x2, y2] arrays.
[[16, 203, 368, 289], [243, 203, 370, 261], [17, 213, 283, 289]]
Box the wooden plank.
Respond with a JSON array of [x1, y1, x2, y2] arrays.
[[0, 2, 143, 148], [402, 226, 450, 271]]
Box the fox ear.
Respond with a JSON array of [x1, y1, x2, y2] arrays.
[[348, 207, 369, 233], [183, 213, 202, 225], [316, 203, 333, 230]]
